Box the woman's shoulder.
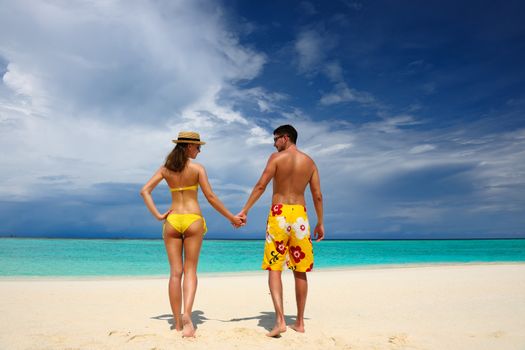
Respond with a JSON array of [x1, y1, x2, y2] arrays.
[[157, 166, 170, 178], [188, 161, 205, 171]]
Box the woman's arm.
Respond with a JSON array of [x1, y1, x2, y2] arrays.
[[140, 167, 169, 221], [197, 164, 242, 226]]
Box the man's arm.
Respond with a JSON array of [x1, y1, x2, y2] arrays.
[[240, 154, 278, 216], [309, 164, 325, 241]]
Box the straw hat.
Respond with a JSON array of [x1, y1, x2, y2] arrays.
[[172, 131, 206, 145]]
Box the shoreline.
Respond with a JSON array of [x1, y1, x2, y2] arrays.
[[1, 236, 525, 240], [1, 261, 524, 281]]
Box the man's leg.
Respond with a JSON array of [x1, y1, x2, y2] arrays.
[[291, 271, 307, 332], [267, 270, 287, 337]]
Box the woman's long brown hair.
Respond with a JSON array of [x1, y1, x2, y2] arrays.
[[164, 143, 188, 172]]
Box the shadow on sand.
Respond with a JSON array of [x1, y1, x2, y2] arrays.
[[151, 310, 209, 330], [153, 310, 309, 334], [225, 311, 307, 332]]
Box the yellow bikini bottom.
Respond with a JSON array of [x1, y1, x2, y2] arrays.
[[163, 213, 207, 238]]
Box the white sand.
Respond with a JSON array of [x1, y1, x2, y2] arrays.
[[1, 264, 524, 350]]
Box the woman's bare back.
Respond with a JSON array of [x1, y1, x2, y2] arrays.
[[163, 163, 202, 214]]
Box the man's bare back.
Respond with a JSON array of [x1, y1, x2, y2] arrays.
[[271, 147, 316, 205]]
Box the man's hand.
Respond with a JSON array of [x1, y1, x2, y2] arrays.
[[236, 210, 248, 226], [313, 223, 325, 241], [230, 215, 244, 228], [230, 210, 247, 228]]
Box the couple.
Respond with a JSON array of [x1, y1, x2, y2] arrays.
[[140, 124, 324, 338]]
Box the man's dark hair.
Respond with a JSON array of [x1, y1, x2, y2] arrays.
[[273, 124, 298, 144]]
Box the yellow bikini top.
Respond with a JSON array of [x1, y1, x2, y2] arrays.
[[169, 184, 199, 192]]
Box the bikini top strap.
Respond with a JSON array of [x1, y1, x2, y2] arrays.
[[169, 184, 199, 192]]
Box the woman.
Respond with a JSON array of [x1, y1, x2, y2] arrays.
[[140, 131, 242, 337]]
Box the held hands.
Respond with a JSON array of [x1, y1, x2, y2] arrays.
[[230, 215, 245, 228], [231, 210, 247, 228]]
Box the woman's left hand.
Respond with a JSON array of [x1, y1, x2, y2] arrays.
[[157, 210, 171, 221]]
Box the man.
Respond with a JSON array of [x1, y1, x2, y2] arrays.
[[238, 124, 324, 337]]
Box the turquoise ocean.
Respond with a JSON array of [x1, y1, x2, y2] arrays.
[[1, 238, 524, 277]]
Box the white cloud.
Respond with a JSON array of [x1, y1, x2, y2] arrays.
[[360, 115, 422, 134], [295, 29, 325, 73], [1, 1, 523, 237], [247, 126, 272, 145], [0, 0, 266, 125], [409, 144, 436, 154], [314, 143, 353, 156], [3, 63, 37, 97], [294, 31, 376, 108], [320, 82, 375, 105], [323, 61, 344, 82], [0, 0, 269, 199], [304, 142, 353, 156], [226, 86, 288, 113]]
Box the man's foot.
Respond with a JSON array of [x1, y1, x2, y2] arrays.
[[181, 314, 195, 338], [289, 323, 305, 333], [266, 324, 287, 337]]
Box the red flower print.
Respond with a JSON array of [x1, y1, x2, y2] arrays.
[[303, 206, 307, 213], [290, 245, 306, 263], [266, 267, 272, 271], [275, 240, 286, 255], [271, 204, 283, 216], [286, 226, 291, 233], [306, 263, 313, 272]]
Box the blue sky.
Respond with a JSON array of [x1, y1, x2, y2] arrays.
[[1, 0, 524, 239]]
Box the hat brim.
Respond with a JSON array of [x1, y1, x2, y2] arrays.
[[172, 139, 206, 145]]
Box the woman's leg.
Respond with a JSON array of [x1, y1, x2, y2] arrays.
[[180, 218, 204, 337], [163, 222, 184, 331]]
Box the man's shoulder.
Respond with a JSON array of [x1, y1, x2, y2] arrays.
[[296, 149, 316, 164], [268, 151, 282, 161], [272, 149, 316, 168]]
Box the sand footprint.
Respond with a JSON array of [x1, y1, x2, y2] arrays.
[[228, 327, 261, 340], [107, 330, 130, 337], [490, 330, 506, 338], [388, 333, 409, 346], [127, 334, 158, 342], [329, 336, 353, 349]]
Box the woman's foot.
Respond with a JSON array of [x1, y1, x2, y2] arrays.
[[173, 314, 183, 331], [182, 314, 195, 338], [266, 322, 287, 337]]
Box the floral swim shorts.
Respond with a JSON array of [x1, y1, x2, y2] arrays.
[[262, 204, 314, 272]]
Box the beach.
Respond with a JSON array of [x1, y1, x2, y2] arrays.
[[1, 263, 524, 349]]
